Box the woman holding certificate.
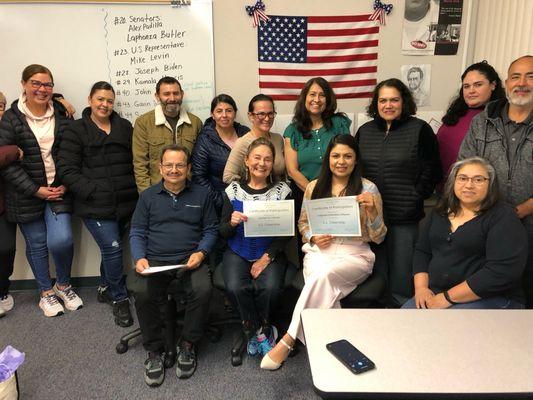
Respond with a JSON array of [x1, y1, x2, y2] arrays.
[[219, 137, 292, 358], [402, 157, 527, 309], [356, 78, 441, 308], [261, 134, 387, 370]]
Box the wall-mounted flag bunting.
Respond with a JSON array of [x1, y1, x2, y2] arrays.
[[258, 15, 379, 100]]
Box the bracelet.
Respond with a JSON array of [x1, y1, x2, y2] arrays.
[[443, 290, 458, 305]]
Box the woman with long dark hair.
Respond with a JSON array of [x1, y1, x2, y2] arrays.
[[437, 61, 505, 180], [261, 134, 386, 370], [284, 77, 351, 263], [57, 81, 138, 327], [403, 157, 527, 309], [356, 78, 442, 307]]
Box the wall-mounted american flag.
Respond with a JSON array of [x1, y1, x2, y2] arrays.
[[258, 15, 379, 100]]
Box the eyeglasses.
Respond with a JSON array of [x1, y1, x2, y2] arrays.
[[455, 174, 489, 185], [29, 80, 54, 90], [250, 111, 277, 120], [161, 163, 188, 170]]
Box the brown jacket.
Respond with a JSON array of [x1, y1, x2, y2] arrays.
[[132, 105, 202, 192]]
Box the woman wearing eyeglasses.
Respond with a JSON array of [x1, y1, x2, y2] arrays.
[[57, 81, 138, 327], [223, 94, 285, 184], [402, 157, 527, 309], [0, 64, 82, 317]]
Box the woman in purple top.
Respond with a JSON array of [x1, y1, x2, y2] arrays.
[[437, 61, 505, 182]]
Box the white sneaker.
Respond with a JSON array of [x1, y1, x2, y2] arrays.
[[0, 294, 14, 312], [53, 284, 83, 311], [39, 294, 65, 317]]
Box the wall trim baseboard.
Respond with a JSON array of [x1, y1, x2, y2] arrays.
[[10, 277, 101, 291]]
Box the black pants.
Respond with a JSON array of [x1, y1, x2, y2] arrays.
[[0, 213, 16, 297], [130, 260, 212, 352], [221, 249, 287, 330], [290, 181, 304, 266]]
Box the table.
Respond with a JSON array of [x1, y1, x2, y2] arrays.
[[301, 309, 533, 399]]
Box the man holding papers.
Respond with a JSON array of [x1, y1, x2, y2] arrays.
[[129, 144, 217, 387]]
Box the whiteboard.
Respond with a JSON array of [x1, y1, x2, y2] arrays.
[[0, 1, 214, 122]]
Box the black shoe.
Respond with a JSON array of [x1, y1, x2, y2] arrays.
[[97, 286, 112, 304], [112, 299, 134, 327], [176, 341, 197, 379], [144, 352, 165, 387], [162, 350, 176, 369]]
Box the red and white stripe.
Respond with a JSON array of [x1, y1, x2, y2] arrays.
[[259, 15, 379, 100]]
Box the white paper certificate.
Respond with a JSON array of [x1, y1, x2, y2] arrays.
[[304, 196, 361, 237], [140, 264, 187, 275], [243, 200, 295, 237]]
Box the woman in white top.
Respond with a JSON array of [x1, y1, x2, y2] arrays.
[[261, 134, 387, 370]]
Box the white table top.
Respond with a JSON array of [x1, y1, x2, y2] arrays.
[[301, 309, 533, 399]]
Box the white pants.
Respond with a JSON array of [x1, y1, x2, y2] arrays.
[[287, 240, 375, 344]]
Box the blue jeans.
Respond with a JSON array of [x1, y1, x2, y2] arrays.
[[83, 218, 128, 301], [221, 248, 287, 329], [402, 296, 525, 309], [18, 203, 73, 292], [372, 223, 418, 307]]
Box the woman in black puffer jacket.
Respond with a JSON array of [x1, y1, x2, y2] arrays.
[[0, 64, 82, 318], [57, 81, 138, 327]]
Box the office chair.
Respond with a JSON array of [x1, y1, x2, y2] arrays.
[[115, 268, 223, 359]]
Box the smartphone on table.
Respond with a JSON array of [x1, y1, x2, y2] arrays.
[[326, 339, 375, 374]]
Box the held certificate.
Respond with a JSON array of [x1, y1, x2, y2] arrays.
[[304, 196, 361, 237], [243, 200, 295, 237]]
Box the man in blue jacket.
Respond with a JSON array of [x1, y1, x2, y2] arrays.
[[129, 144, 217, 386]]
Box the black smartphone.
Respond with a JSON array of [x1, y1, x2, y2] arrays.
[[326, 339, 375, 374]]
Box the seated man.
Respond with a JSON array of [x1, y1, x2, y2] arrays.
[[129, 144, 217, 387]]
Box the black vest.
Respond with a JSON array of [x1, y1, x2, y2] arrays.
[[357, 117, 427, 224]]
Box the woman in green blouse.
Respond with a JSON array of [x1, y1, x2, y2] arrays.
[[284, 77, 351, 261], [284, 77, 351, 191]]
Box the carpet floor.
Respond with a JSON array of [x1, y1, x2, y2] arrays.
[[0, 288, 320, 399]]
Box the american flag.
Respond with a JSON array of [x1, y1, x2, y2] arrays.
[[258, 15, 379, 100]]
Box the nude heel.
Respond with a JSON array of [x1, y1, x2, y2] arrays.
[[260, 338, 293, 370]]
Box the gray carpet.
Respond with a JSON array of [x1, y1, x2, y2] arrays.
[[0, 288, 319, 399]]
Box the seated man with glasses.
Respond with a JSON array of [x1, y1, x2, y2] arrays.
[[129, 144, 217, 387], [402, 157, 527, 310]]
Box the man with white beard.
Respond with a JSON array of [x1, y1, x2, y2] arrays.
[[133, 76, 202, 192], [459, 55, 533, 308]]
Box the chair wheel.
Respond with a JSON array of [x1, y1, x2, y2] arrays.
[[231, 354, 242, 366], [116, 342, 128, 354]]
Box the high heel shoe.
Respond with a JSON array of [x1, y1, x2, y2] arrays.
[[260, 338, 293, 370]]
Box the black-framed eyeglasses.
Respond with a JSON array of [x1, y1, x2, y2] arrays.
[[455, 174, 489, 185], [250, 111, 277, 120], [29, 80, 54, 90]]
